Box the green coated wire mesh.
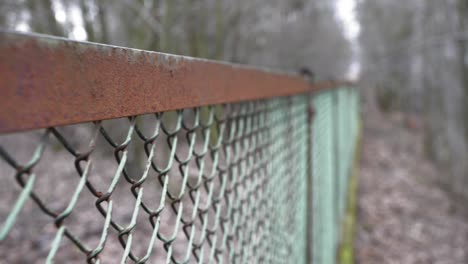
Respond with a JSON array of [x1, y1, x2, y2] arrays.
[[311, 87, 360, 264], [0, 88, 359, 263]]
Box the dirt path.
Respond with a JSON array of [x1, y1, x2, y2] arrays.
[[355, 108, 468, 264]]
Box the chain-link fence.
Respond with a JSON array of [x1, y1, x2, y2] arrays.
[[0, 32, 360, 264], [311, 87, 360, 264]]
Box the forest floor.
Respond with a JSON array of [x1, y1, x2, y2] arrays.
[[355, 103, 468, 264]]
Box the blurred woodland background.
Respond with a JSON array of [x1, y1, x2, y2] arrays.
[[0, 0, 353, 77], [359, 0, 468, 199], [1, 0, 468, 263]]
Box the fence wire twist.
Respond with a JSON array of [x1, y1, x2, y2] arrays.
[[0, 93, 319, 263]]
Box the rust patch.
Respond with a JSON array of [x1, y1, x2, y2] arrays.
[[0, 31, 355, 134]]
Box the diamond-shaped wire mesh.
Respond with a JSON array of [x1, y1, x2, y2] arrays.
[[0, 30, 363, 264], [0, 87, 360, 264], [0, 93, 314, 263], [311, 88, 360, 264]]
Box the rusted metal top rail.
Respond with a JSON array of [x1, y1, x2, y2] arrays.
[[0, 31, 352, 134]]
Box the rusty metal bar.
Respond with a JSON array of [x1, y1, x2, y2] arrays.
[[0, 31, 352, 133]]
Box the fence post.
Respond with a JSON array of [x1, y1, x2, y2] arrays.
[[306, 93, 316, 264], [333, 89, 341, 246]]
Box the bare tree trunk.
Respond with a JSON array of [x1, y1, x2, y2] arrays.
[[27, 0, 63, 36], [80, 0, 95, 41]]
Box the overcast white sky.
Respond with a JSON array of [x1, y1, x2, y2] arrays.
[[336, 0, 360, 40], [336, 0, 361, 79]]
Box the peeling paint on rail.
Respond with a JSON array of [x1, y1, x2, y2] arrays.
[[0, 31, 353, 134]]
